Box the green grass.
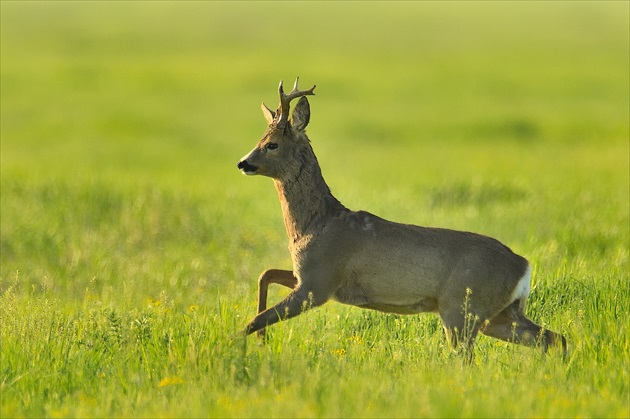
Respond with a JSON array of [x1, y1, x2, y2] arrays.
[[1, 1, 628, 417]]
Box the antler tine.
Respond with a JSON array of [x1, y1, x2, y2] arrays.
[[276, 77, 316, 124]]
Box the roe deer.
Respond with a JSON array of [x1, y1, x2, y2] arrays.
[[237, 78, 566, 360]]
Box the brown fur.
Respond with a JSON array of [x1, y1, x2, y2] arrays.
[[237, 79, 566, 359]]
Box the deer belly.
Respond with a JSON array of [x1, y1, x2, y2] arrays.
[[359, 299, 438, 314], [332, 280, 438, 314]]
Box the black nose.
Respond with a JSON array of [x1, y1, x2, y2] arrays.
[[237, 160, 257, 173]]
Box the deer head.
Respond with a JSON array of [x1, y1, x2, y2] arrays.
[[237, 78, 316, 179]]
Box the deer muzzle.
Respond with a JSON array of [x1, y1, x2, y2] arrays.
[[237, 159, 258, 175]]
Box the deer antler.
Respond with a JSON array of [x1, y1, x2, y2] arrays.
[[276, 77, 316, 125]]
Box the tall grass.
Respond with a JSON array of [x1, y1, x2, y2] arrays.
[[1, 1, 628, 417]]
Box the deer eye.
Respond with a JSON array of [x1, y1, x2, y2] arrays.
[[266, 143, 278, 151]]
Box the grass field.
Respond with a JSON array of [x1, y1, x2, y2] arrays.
[[1, 1, 629, 417]]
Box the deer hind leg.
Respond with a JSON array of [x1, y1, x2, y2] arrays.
[[438, 284, 502, 364], [440, 307, 483, 364], [481, 300, 567, 357], [256, 269, 298, 338]]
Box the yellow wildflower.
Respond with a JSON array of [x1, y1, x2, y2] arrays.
[[159, 376, 184, 387], [332, 348, 346, 356]]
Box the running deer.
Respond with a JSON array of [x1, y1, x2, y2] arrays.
[[237, 78, 566, 359]]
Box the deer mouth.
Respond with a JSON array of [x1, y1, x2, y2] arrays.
[[237, 159, 258, 175]]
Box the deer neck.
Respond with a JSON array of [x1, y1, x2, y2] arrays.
[[273, 146, 344, 242]]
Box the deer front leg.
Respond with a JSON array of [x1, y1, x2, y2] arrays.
[[243, 285, 327, 336], [256, 269, 298, 338]]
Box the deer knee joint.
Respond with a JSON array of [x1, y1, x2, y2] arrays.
[[258, 269, 274, 287]]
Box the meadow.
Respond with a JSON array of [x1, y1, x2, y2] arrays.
[[1, 1, 628, 417]]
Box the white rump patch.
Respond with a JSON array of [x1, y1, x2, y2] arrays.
[[510, 264, 532, 304]]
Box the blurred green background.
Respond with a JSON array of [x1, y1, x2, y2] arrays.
[[2, 1, 627, 301], [1, 2, 628, 416], [1, 2, 629, 306], [3, 1, 627, 177]]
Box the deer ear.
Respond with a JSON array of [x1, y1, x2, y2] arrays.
[[290, 96, 310, 131], [261, 102, 275, 125]]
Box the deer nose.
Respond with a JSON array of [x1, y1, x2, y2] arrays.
[[237, 159, 258, 174]]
